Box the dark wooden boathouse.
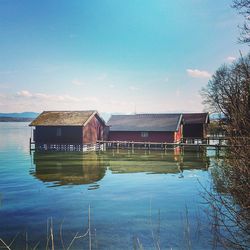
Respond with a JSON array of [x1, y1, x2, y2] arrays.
[[29, 110, 106, 146], [182, 113, 210, 139], [107, 113, 183, 143]]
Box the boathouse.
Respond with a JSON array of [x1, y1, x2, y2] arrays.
[[182, 113, 210, 139], [107, 113, 183, 143], [29, 111, 106, 147]]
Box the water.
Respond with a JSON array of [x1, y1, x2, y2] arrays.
[[0, 122, 221, 249]]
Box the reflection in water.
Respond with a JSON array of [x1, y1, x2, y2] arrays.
[[31, 151, 108, 187], [0, 123, 231, 249], [105, 149, 209, 175], [31, 149, 210, 187]]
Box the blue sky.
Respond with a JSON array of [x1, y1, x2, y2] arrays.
[[0, 0, 248, 113]]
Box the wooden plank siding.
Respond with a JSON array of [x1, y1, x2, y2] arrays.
[[83, 115, 104, 144], [183, 124, 204, 139], [174, 124, 182, 142], [34, 126, 83, 144], [31, 111, 106, 147], [182, 113, 209, 139], [108, 130, 182, 143], [107, 114, 183, 144]]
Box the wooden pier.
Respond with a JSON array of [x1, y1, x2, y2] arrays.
[[29, 139, 103, 152], [97, 136, 230, 152], [30, 136, 246, 152]]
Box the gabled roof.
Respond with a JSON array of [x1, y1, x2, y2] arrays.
[[183, 113, 209, 124], [29, 110, 105, 126], [107, 114, 182, 132]]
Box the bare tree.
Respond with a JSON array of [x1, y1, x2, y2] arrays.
[[202, 53, 250, 136], [232, 0, 250, 44], [201, 54, 250, 249]]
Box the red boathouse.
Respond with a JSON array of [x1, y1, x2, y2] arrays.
[[182, 113, 210, 139], [29, 110, 106, 145], [107, 114, 183, 143]]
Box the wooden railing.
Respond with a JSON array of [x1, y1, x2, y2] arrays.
[[29, 140, 103, 152]]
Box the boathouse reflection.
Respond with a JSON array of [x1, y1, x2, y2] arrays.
[[32, 151, 108, 187], [31, 149, 210, 187], [103, 149, 210, 175]]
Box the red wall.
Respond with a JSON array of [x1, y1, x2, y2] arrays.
[[174, 125, 182, 142], [83, 115, 105, 144], [108, 131, 176, 143]]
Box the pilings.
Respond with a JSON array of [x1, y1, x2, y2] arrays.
[[97, 139, 230, 152], [29, 137, 230, 152], [29, 140, 103, 152]]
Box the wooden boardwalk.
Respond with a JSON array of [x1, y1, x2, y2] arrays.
[[30, 136, 247, 152], [29, 140, 103, 152], [97, 137, 230, 151]]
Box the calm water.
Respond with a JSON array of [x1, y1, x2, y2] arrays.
[[0, 123, 221, 249]]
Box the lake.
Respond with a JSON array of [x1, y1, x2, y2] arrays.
[[0, 122, 223, 249]]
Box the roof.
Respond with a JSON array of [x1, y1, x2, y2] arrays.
[[107, 114, 182, 132], [29, 110, 105, 126], [183, 113, 209, 124]]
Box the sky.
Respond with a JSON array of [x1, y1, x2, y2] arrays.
[[0, 0, 248, 114]]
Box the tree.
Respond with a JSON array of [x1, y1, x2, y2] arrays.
[[232, 0, 250, 44], [202, 53, 250, 137], [201, 54, 250, 248]]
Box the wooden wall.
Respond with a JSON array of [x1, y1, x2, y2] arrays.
[[34, 126, 83, 144], [108, 131, 176, 143], [174, 125, 182, 142], [183, 124, 204, 138], [83, 115, 105, 144]]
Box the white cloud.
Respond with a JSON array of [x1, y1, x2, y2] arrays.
[[0, 83, 10, 89], [16, 90, 80, 102], [226, 56, 236, 62], [17, 90, 33, 97], [129, 86, 139, 91], [96, 73, 107, 81], [164, 77, 169, 82], [83, 96, 99, 102], [186, 69, 211, 78], [108, 84, 115, 88], [72, 79, 84, 86]]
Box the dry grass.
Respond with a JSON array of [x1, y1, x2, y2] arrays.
[[0, 205, 92, 250]]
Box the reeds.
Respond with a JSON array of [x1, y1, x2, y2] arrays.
[[0, 205, 92, 250]]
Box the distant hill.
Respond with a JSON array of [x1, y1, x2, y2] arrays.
[[0, 112, 39, 118], [0, 112, 39, 122], [0, 117, 35, 122]]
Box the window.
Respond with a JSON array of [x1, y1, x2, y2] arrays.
[[56, 128, 62, 136], [141, 132, 149, 138]]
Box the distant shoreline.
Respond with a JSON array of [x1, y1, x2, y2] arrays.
[[0, 117, 34, 122]]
